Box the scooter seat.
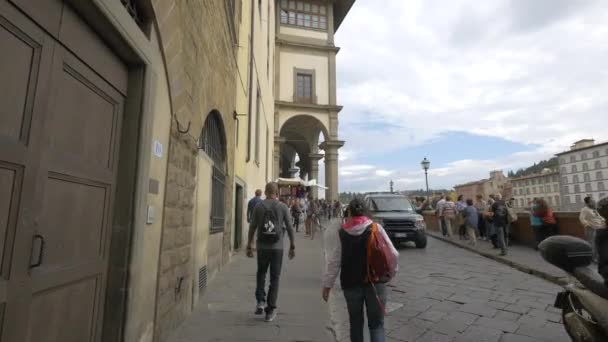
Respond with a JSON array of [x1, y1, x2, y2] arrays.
[[573, 267, 608, 300], [539, 236, 592, 273]]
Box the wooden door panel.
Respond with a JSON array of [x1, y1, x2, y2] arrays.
[[26, 276, 99, 342], [0, 11, 45, 147], [35, 176, 108, 272], [48, 62, 118, 170]]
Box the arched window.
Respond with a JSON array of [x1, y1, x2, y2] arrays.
[[201, 111, 226, 233]]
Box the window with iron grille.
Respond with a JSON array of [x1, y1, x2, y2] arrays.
[[296, 73, 313, 103], [593, 151, 600, 158], [596, 160, 602, 169], [280, 0, 328, 30], [201, 112, 226, 234], [597, 171, 604, 180], [585, 183, 592, 192], [583, 163, 589, 171]]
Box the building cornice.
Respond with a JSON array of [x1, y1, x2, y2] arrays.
[[556, 141, 608, 156], [275, 100, 343, 113], [276, 35, 340, 53]]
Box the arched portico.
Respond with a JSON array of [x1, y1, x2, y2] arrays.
[[277, 114, 342, 200]]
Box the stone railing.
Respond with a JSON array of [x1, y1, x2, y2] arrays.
[[421, 211, 584, 247]]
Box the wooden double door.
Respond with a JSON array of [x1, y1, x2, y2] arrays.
[[0, 1, 128, 341]]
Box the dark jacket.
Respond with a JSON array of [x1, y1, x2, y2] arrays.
[[339, 227, 371, 289]]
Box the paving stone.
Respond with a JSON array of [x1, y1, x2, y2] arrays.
[[494, 310, 522, 322], [459, 302, 498, 317], [526, 309, 561, 323], [499, 333, 545, 342], [432, 318, 471, 335], [418, 310, 448, 322], [487, 300, 509, 310], [503, 304, 531, 315], [431, 300, 463, 312], [454, 325, 503, 342], [416, 331, 454, 342], [475, 316, 520, 333], [517, 314, 548, 328], [388, 323, 426, 341], [516, 323, 570, 342], [444, 311, 480, 325]]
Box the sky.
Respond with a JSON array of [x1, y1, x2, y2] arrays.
[[325, 0, 608, 193]]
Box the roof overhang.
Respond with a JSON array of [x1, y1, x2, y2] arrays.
[[333, 0, 356, 31]]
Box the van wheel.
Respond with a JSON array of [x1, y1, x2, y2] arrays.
[[415, 235, 427, 249]]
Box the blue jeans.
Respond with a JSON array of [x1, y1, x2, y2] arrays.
[[343, 284, 387, 342]]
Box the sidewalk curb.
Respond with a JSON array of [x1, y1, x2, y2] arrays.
[[427, 231, 569, 286]]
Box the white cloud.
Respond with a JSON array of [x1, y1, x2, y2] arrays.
[[375, 169, 394, 177], [333, 0, 608, 191], [336, 0, 608, 152]]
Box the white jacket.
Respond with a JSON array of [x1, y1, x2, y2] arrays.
[[322, 218, 399, 289]]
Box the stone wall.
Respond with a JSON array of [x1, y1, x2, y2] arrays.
[[151, 0, 238, 341]]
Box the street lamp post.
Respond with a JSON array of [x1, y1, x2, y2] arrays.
[[389, 180, 394, 193], [421, 157, 431, 205]]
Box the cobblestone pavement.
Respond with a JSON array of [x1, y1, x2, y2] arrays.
[[324, 224, 571, 342]]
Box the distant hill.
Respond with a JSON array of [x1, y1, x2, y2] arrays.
[[508, 157, 558, 178]]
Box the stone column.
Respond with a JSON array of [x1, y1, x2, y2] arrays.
[[308, 153, 324, 199], [273, 137, 285, 180], [320, 140, 344, 202]]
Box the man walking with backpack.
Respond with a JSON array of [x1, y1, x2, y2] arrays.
[[246, 182, 295, 322], [490, 194, 509, 256]]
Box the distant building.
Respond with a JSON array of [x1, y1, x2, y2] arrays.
[[510, 169, 561, 210], [454, 171, 508, 201], [557, 139, 608, 211]]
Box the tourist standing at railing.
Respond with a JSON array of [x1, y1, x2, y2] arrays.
[[474, 194, 487, 240], [442, 196, 457, 238], [436, 195, 447, 237], [529, 198, 543, 250], [456, 195, 467, 240], [579, 196, 606, 263], [533, 198, 557, 248]]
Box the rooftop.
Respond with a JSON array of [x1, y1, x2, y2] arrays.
[[509, 169, 559, 181], [556, 139, 608, 156]]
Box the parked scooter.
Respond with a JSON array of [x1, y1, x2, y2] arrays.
[[539, 236, 608, 342]]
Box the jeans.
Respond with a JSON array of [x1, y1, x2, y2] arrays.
[[343, 284, 387, 342], [495, 225, 507, 254], [255, 249, 283, 309]]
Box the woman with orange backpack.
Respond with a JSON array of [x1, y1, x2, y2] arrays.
[[321, 198, 398, 342]]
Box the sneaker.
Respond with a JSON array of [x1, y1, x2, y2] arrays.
[[265, 308, 277, 322], [255, 302, 265, 315]]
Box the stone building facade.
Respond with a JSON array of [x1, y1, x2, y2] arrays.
[[510, 169, 561, 211], [454, 171, 509, 202], [558, 139, 608, 211]]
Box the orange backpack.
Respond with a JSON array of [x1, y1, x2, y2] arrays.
[[366, 224, 397, 284]]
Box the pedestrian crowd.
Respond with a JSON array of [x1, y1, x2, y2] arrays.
[[434, 193, 516, 256]]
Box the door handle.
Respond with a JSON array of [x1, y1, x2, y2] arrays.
[[29, 234, 45, 269]]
